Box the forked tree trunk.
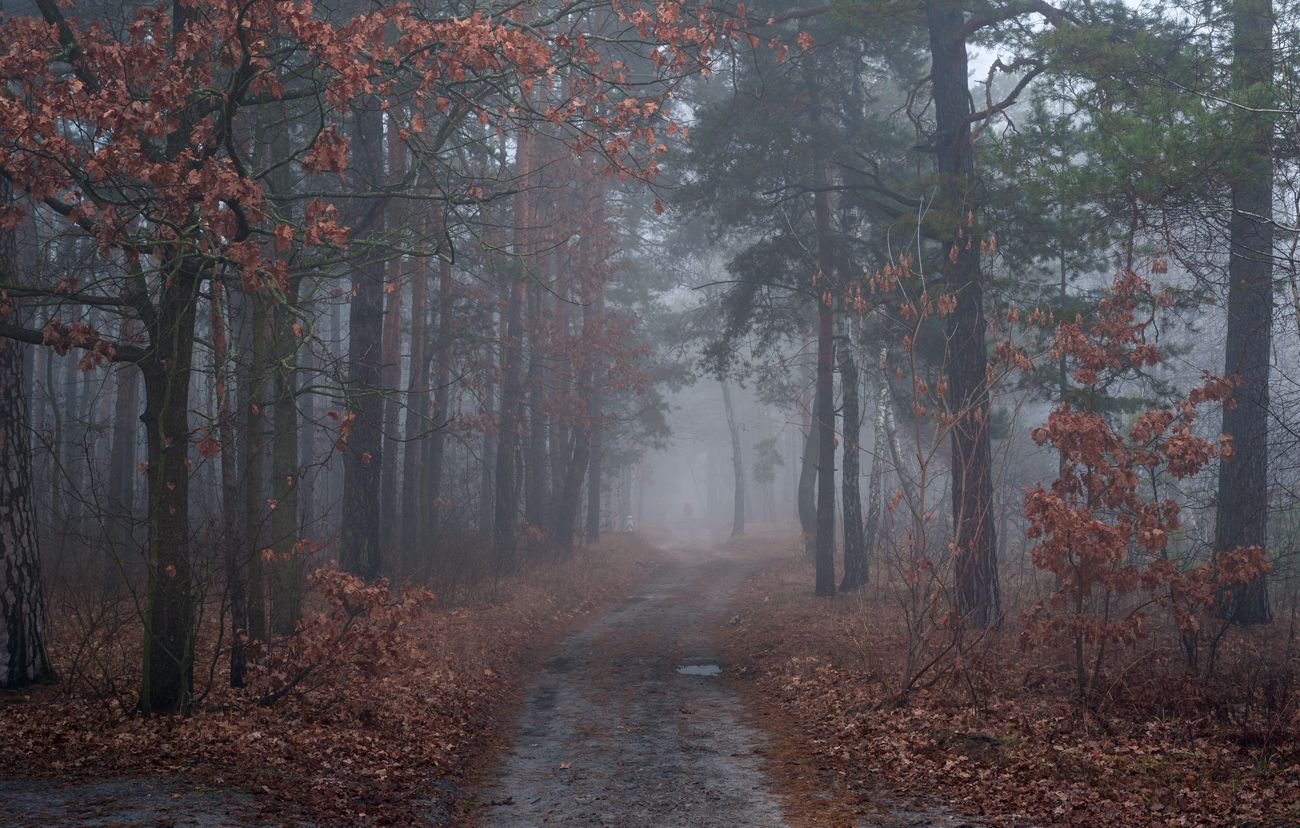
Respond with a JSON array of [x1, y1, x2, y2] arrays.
[[1216, 0, 1274, 624]]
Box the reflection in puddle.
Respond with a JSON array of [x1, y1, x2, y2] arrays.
[[676, 661, 722, 677]]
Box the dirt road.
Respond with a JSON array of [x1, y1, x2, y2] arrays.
[[477, 545, 792, 827]]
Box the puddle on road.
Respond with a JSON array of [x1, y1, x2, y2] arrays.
[[676, 659, 722, 677]]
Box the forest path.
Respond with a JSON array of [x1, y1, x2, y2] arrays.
[[475, 542, 792, 828]]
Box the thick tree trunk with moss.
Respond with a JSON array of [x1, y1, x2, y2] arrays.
[[1216, 0, 1274, 625], [927, 0, 1000, 627]]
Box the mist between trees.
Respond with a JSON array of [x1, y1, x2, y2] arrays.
[[0, 0, 1295, 770]]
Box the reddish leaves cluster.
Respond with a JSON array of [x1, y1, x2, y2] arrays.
[[1023, 271, 1269, 694]]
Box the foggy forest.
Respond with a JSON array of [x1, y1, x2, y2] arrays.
[[0, 0, 1298, 825]]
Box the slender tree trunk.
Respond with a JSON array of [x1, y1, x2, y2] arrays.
[[0, 174, 52, 689], [1216, 0, 1274, 624], [480, 333, 497, 537], [210, 281, 247, 687], [400, 246, 430, 563], [557, 273, 596, 555], [839, 344, 866, 591], [926, 0, 1000, 627], [423, 228, 454, 552], [379, 113, 407, 569], [860, 347, 889, 584], [340, 98, 386, 582], [107, 319, 141, 585], [268, 280, 302, 635], [798, 394, 818, 556], [495, 282, 525, 567], [234, 287, 268, 643], [524, 280, 549, 533], [584, 283, 605, 545], [721, 380, 745, 538]]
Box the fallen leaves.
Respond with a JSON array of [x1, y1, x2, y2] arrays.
[[0, 538, 659, 825], [719, 549, 1300, 827]]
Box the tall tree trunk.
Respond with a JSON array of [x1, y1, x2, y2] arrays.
[[839, 344, 866, 591], [721, 380, 745, 538], [379, 115, 407, 569], [400, 246, 430, 565], [556, 272, 596, 555], [495, 281, 525, 567], [480, 332, 497, 537], [524, 280, 549, 533], [138, 259, 200, 714], [268, 282, 302, 635], [0, 174, 52, 689], [210, 281, 247, 687], [107, 319, 141, 586], [1216, 0, 1274, 624], [926, 0, 1000, 627], [860, 347, 889, 585], [584, 283, 605, 545], [340, 98, 386, 582], [235, 287, 268, 642], [797, 393, 818, 556], [423, 226, 454, 553]]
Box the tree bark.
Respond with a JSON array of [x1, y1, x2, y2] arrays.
[[423, 223, 454, 555], [210, 281, 247, 687], [340, 98, 386, 582], [400, 244, 430, 564], [860, 347, 889, 586], [584, 284, 605, 545], [107, 319, 141, 586], [138, 258, 200, 714], [495, 281, 526, 568], [1216, 0, 1274, 625], [926, 0, 1000, 627], [721, 380, 745, 538], [0, 174, 53, 689], [268, 282, 302, 635], [839, 343, 866, 591]]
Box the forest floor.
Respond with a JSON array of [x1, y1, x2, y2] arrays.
[[469, 530, 976, 828], [0, 533, 663, 825], [718, 533, 1300, 827]]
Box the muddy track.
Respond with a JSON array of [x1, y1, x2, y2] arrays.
[[476, 546, 791, 827]]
